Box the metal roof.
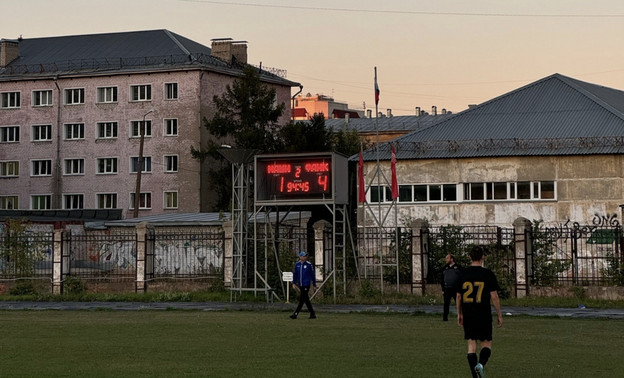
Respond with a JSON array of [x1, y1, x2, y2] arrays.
[[0, 30, 298, 86], [103, 211, 311, 227], [353, 73, 624, 162], [325, 114, 453, 134]]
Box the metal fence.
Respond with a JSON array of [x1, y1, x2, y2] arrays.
[[0, 230, 53, 279], [357, 227, 411, 283], [536, 224, 624, 285], [426, 226, 516, 286], [152, 229, 224, 278], [65, 230, 137, 280]]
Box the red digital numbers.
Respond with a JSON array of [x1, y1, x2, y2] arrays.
[[266, 158, 331, 197]]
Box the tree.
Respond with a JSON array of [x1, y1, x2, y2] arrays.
[[191, 65, 286, 210], [279, 113, 366, 156]]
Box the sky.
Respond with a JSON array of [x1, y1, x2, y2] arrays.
[[5, 0, 624, 115]]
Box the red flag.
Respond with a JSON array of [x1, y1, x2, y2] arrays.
[[374, 67, 380, 106], [358, 150, 366, 202], [390, 145, 398, 200]]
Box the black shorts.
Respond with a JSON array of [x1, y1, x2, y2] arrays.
[[463, 315, 493, 341]]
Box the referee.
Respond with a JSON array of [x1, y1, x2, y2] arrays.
[[456, 246, 503, 378]]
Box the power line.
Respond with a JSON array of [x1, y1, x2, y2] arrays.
[[178, 0, 624, 18]]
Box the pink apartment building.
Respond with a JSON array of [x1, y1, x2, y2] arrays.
[[0, 30, 298, 218]]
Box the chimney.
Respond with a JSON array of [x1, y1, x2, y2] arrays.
[[432, 106, 437, 116], [367, 109, 372, 118], [211, 38, 248, 64], [345, 113, 350, 123], [415, 107, 421, 116], [442, 108, 447, 115], [1, 39, 20, 67], [387, 109, 392, 117], [231, 41, 248, 64]]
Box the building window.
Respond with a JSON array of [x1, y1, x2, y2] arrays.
[[130, 192, 151, 209], [0, 161, 19, 177], [540, 181, 556, 199], [64, 123, 85, 140], [1, 92, 20, 108], [97, 193, 118, 209], [0, 196, 18, 209], [32, 90, 53, 107], [96, 87, 118, 103], [1, 126, 20, 143], [64, 88, 85, 105], [97, 122, 118, 139], [97, 157, 118, 174], [164, 155, 178, 172], [31, 160, 52, 176], [64, 194, 84, 209], [130, 120, 152, 138], [164, 83, 178, 100], [31, 195, 51, 210], [64, 159, 85, 175], [130, 84, 151, 101], [32, 124, 52, 141], [462, 181, 555, 201], [164, 191, 178, 209], [164, 119, 178, 136], [130, 156, 152, 173]]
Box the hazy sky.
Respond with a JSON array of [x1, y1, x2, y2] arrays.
[[5, 0, 624, 115]]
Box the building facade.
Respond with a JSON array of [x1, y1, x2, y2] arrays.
[[0, 30, 297, 218], [357, 74, 624, 228]]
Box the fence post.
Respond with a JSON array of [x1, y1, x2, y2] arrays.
[[410, 219, 429, 295], [513, 217, 532, 298], [222, 220, 233, 288], [52, 229, 63, 295], [313, 220, 328, 283], [135, 222, 149, 293]]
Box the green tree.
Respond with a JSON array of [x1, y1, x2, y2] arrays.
[[279, 113, 332, 153], [530, 220, 571, 286], [191, 65, 286, 210]]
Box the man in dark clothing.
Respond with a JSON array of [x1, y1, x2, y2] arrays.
[[456, 246, 503, 378], [290, 251, 317, 319], [441, 253, 461, 321]]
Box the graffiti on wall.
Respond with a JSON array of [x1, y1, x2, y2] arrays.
[[154, 236, 223, 276], [541, 213, 620, 241]]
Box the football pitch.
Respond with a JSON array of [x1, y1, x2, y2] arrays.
[[0, 310, 622, 377]]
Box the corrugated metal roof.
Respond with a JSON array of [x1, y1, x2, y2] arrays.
[[103, 211, 311, 227], [353, 73, 624, 162], [0, 30, 297, 86], [325, 114, 453, 134]]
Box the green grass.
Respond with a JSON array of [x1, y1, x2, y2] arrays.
[[0, 310, 622, 377]]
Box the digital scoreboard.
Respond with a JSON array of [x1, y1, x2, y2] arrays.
[[255, 152, 348, 205]]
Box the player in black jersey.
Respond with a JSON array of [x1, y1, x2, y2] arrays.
[[456, 246, 503, 378]]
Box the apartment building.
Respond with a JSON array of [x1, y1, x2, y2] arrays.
[[0, 30, 298, 218]]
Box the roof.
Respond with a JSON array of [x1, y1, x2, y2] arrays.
[[103, 211, 311, 227], [326, 114, 452, 134], [354, 73, 624, 161], [0, 30, 298, 86]]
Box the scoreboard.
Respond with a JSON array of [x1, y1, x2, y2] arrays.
[[255, 152, 348, 205]]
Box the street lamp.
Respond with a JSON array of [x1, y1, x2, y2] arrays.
[[133, 108, 154, 218]]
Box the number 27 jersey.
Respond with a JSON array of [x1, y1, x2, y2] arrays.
[[457, 266, 500, 320]]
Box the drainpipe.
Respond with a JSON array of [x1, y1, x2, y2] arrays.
[[291, 85, 303, 121], [53, 77, 62, 209]]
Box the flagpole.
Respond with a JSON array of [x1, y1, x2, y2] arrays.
[[374, 67, 384, 293]]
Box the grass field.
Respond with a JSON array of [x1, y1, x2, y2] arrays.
[[0, 309, 622, 377]]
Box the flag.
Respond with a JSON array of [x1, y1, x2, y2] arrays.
[[358, 149, 366, 203], [390, 144, 399, 200], [374, 67, 380, 106]]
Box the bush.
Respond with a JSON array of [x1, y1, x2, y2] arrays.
[[9, 280, 38, 296], [63, 276, 87, 295]]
